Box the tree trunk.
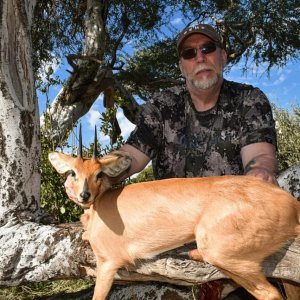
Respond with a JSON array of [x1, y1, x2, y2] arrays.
[[0, 0, 40, 225]]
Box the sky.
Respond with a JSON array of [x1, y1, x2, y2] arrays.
[[38, 16, 300, 150], [227, 60, 300, 109]]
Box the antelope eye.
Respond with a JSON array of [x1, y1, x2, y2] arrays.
[[96, 171, 104, 180], [70, 170, 76, 177]]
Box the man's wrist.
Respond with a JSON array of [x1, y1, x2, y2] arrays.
[[244, 159, 256, 174], [244, 160, 276, 176]]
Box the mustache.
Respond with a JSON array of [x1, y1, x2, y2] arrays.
[[192, 64, 215, 76]]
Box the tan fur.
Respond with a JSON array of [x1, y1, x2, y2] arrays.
[[283, 282, 300, 300], [80, 211, 90, 240], [49, 152, 300, 300]]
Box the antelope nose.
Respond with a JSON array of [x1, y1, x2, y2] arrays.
[[80, 191, 91, 201]]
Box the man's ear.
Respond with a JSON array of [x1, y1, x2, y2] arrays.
[[48, 152, 75, 174], [100, 151, 132, 177], [179, 59, 185, 77], [221, 49, 227, 67]]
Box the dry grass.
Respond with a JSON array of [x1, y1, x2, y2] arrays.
[[0, 279, 94, 300]]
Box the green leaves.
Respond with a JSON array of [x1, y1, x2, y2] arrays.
[[33, 0, 299, 106], [118, 38, 182, 100], [40, 134, 83, 223], [273, 104, 300, 172]]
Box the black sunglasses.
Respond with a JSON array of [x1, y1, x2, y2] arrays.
[[180, 42, 218, 60]]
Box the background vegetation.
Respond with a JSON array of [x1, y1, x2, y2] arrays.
[[273, 105, 300, 172]]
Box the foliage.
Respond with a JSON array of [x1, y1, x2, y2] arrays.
[[40, 134, 84, 223], [32, 0, 85, 79], [32, 0, 179, 76], [117, 38, 183, 99], [100, 105, 125, 148], [40, 68, 83, 223], [32, 0, 300, 103], [130, 165, 154, 183], [273, 104, 300, 172], [180, 0, 300, 69]]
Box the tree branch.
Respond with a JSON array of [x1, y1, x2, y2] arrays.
[[1, 166, 300, 289], [114, 79, 141, 124], [0, 220, 299, 289], [40, 1, 112, 148]]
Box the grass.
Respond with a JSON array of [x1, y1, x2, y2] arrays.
[[0, 279, 94, 300]]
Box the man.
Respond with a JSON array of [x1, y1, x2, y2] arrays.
[[66, 24, 278, 299], [118, 24, 278, 184]]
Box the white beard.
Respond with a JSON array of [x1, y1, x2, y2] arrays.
[[185, 64, 223, 90], [191, 74, 220, 90]]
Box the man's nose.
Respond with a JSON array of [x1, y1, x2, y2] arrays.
[[195, 49, 206, 62]]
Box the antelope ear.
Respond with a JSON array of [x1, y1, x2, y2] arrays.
[[100, 151, 132, 177], [48, 152, 74, 174]]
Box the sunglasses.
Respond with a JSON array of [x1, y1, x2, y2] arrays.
[[180, 42, 218, 60]]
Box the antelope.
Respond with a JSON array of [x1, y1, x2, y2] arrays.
[[49, 128, 300, 300]]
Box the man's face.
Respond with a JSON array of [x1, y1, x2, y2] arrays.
[[179, 34, 227, 91]]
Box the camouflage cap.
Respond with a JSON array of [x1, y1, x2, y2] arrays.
[[177, 24, 221, 53]]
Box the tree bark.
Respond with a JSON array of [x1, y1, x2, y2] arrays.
[[1, 221, 300, 288], [278, 163, 300, 200], [0, 222, 300, 288], [0, 0, 40, 225]]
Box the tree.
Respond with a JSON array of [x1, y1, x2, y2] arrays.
[[0, 0, 92, 287], [0, 0, 41, 225], [1, 0, 300, 298], [35, 0, 300, 146]]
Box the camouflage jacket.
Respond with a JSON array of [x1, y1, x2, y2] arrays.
[[126, 79, 277, 179]]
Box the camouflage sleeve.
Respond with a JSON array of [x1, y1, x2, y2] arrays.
[[240, 88, 277, 147], [126, 101, 163, 159]]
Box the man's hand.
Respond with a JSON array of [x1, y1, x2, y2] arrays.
[[64, 175, 78, 201], [245, 167, 278, 185], [241, 142, 278, 185]]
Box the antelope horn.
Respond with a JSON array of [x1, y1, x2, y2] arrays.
[[78, 123, 83, 158], [93, 125, 98, 159]]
